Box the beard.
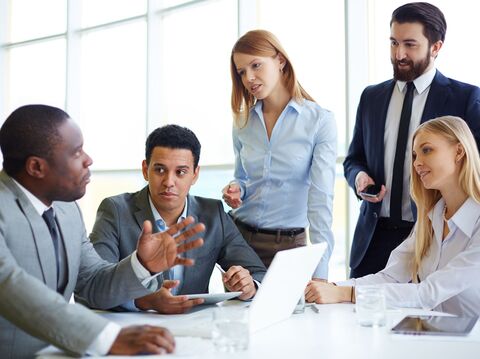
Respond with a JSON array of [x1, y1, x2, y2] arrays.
[[391, 51, 431, 82]]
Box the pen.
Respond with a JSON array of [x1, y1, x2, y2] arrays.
[[215, 263, 226, 275]]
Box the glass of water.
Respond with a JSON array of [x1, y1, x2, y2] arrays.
[[212, 306, 249, 352], [355, 285, 386, 327]]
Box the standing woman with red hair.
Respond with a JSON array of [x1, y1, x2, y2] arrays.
[[222, 30, 337, 280]]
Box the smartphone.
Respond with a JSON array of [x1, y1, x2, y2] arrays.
[[360, 184, 382, 198]]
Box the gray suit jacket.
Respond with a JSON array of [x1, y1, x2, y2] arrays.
[[0, 171, 152, 359], [90, 187, 266, 294]]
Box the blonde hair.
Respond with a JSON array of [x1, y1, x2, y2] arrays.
[[230, 29, 314, 127], [410, 116, 480, 281]]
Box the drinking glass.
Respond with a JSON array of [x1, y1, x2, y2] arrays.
[[355, 285, 386, 327]]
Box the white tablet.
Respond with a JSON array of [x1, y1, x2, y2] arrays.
[[185, 291, 242, 305], [391, 315, 478, 336]]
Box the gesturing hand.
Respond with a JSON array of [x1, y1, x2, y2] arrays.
[[136, 216, 205, 273], [109, 325, 175, 355]]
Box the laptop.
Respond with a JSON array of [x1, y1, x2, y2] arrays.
[[249, 242, 327, 333]]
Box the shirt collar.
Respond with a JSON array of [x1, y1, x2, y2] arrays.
[[429, 196, 480, 238], [396, 67, 436, 95], [11, 178, 50, 215], [148, 195, 188, 230], [252, 98, 303, 119]]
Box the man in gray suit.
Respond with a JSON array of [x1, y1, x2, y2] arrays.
[[0, 105, 205, 358], [90, 124, 266, 314]]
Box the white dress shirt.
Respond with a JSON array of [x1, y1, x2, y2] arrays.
[[340, 197, 480, 317], [12, 179, 160, 355], [381, 67, 436, 221]]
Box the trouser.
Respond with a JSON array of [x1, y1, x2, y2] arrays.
[[234, 221, 307, 268]]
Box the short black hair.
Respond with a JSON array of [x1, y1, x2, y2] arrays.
[[145, 124, 201, 168], [0, 104, 69, 176], [391, 2, 447, 44]]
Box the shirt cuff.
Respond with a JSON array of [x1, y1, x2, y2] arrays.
[[335, 279, 355, 287], [312, 260, 329, 280], [121, 300, 141, 312], [86, 322, 122, 356], [130, 251, 161, 290]]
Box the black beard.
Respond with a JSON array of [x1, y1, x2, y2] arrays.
[[392, 53, 431, 82]]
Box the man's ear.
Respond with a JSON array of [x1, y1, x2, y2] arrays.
[[431, 40, 443, 59], [142, 160, 149, 181], [192, 166, 200, 185], [25, 156, 48, 179]]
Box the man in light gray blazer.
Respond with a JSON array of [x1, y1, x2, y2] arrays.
[[90, 124, 266, 314], [0, 105, 204, 358]]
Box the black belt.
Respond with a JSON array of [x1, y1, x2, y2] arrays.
[[233, 217, 305, 236], [377, 217, 414, 230]]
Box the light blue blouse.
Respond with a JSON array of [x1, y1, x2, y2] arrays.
[[231, 98, 337, 278]]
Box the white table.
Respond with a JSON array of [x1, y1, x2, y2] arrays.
[[37, 302, 480, 358]]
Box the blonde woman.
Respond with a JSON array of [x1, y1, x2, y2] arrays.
[[221, 30, 337, 279], [306, 116, 480, 316]]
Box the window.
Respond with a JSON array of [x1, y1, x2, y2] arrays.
[[79, 21, 147, 170], [6, 0, 477, 281], [6, 39, 66, 110], [0, 0, 348, 281]]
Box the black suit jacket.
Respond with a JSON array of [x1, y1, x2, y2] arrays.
[[90, 187, 266, 294], [344, 70, 480, 269]]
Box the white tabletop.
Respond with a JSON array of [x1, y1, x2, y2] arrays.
[[37, 302, 480, 358]]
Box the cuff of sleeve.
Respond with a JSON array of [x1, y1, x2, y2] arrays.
[[335, 279, 356, 287], [130, 251, 161, 290], [121, 299, 141, 312], [86, 322, 122, 356], [312, 260, 329, 280]]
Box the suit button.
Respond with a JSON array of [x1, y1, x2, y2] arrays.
[[373, 212, 378, 218]]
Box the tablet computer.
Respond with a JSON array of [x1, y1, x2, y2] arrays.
[[391, 315, 478, 336], [185, 291, 242, 305]]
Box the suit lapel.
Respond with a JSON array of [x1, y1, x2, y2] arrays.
[[0, 172, 58, 289], [134, 186, 156, 232], [184, 195, 202, 260], [182, 195, 201, 288], [421, 70, 449, 123]]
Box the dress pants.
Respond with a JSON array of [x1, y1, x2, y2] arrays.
[[236, 225, 306, 268]]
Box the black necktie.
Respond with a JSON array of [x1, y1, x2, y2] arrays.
[[390, 82, 415, 222], [42, 208, 61, 289]]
